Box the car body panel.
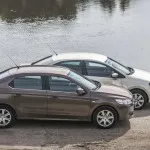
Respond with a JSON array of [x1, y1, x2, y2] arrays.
[[0, 66, 134, 122], [11, 89, 48, 119], [97, 85, 132, 99], [47, 90, 91, 119]]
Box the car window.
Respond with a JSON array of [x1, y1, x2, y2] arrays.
[[49, 76, 77, 92], [55, 61, 83, 74], [9, 76, 42, 90], [105, 58, 131, 75], [68, 71, 97, 90], [85, 61, 113, 77]]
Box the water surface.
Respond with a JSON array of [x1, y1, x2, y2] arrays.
[[0, 0, 150, 71]]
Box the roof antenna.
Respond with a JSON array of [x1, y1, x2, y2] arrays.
[[53, 50, 58, 55], [46, 43, 58, 55], [6, 53, 19, 69]]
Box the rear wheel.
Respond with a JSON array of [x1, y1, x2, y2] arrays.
[[93, 106, 118, 129], [0, 105, 16, 128], [131, 89, 147, 110]]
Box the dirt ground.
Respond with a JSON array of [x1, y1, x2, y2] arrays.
[[0, 105, 150, 150]]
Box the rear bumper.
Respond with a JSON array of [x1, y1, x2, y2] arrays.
[[118, 104, 134, 120]]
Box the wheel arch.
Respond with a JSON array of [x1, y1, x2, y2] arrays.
[[91, 105, 119, 121], [129, 88, 149, 103], [0, 103, 17, 118]]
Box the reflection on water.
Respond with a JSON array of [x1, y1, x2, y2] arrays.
[[0, 0, 132, 22], [0, 0, 78, 22], [99, 0, 132, 14], [120, 0, 130, 12], [99, 0, 116, 14]]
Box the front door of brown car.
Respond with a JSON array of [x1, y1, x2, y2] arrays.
[[9, 76, 48, 119], [46, 76, 91, 120]]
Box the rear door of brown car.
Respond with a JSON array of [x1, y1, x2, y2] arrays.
[[9, 75, 48, 119]]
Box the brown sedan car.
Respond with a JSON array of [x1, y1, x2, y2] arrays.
[[0, 65, 134, 129]]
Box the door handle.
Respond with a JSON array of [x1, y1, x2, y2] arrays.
[[52, 96, 58, 99], [48, 96, 58, 100], [13, 93, 21, 97]]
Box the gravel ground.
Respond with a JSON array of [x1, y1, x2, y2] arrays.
[[0, 104, 150, 150]]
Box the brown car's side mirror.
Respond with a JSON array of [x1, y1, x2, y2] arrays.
[[76, 87, 86, 96], [92, 80, 100, 86]]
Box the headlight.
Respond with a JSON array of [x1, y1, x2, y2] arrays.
[[115, 99, 132, 105]]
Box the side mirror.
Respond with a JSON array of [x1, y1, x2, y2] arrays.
[[111, 72, 119, 79], [76, 87, 86, 96], [92, 80, 100, 86]]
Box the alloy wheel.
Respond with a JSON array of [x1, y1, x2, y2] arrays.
[[0, 109, 11, 127], [97, 110, 114, 127], [133, 93, 145, 109]]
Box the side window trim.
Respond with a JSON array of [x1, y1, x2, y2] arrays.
[[46, 74, 77, 93], [41, 76, 48, 90], [81, 61, 87, 75], [84, 60, 125, 78], [8, 75, 47, 91], [45, 74, 87, 93]]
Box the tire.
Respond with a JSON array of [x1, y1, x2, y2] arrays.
[[0, 105, 16, 128], [130, 89, 147, 110], [92, 106, 118, 129]]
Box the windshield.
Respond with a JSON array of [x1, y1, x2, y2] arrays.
[[68, 71, 97, 90], [105, 58, 131, 75]]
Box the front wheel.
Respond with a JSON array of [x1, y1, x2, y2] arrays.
[[0, 106, 16, 128], [93, 106, 118, 129], [131, 89, 147, 110]]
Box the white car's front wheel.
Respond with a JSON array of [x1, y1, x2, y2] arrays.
[[131, 89, 147, 110]]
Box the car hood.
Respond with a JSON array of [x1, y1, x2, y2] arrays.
[[95, 85, 132, 99], [130, 68, 150, 82]]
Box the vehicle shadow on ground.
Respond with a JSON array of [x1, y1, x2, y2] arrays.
[[134, 103, 150, 118], [0, 119, 130, 147]]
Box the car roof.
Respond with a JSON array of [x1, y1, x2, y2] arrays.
[[52, 52, 108, 62], [1, 65, 70, 77]]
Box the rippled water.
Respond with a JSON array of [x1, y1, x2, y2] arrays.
[[0, 0, 150, 71]]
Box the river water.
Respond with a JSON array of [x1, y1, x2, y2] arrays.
[[0, 0, 150, 71]]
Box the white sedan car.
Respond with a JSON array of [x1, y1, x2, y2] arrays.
[[31, 52, 150, 110]]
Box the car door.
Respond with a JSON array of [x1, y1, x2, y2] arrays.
[[9, 75, 48, 119], [46, 75, 91, 120], [84, 61, 122, 86], [54, 61, 85, 75]]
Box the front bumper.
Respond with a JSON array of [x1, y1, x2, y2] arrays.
[[118, 104, 134, 120]]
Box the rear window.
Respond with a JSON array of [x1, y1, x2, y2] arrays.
[[9, 76, 42, 90]]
